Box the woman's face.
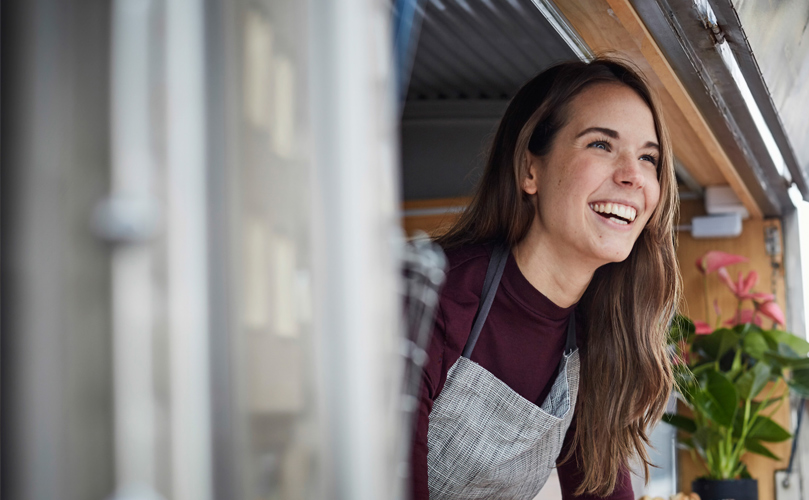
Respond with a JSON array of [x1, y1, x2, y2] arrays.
[[522, 82, 661, 266]]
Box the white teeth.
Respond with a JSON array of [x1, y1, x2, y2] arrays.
[[589, 202, 637, 222]]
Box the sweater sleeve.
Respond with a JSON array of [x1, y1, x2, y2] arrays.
[[410, 305, 449, 500], [557, 419, 635, 500]]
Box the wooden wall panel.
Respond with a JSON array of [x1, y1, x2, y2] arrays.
[[402, 197, 468, 238], [676, 199, 789, 500], [677, 200, 785, 330]]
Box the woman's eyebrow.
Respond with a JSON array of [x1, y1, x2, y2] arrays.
[[576, 126, 618, 138], [577, 126, 660, 151]]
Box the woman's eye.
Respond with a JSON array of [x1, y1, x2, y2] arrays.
[[640, 154, 659, 166], [588, 140, 611, 151]]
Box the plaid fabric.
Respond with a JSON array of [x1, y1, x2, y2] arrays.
[[427, 349, 580, 499]]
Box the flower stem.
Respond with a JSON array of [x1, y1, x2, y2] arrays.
[[704, 275, 711, 326], [728, 398, 752, 472]]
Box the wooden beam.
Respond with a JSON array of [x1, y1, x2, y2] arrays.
[[554, 0, 763, 218], [402, 197, 469, 238]]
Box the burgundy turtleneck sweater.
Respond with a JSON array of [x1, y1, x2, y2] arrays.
[[410, 244, 634, 500]]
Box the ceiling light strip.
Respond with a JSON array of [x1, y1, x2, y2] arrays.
[[529, 0, 594, 62], [694, 0, 790, 182]]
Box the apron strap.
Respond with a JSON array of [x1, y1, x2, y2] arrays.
[[461, 244, 509, 358]]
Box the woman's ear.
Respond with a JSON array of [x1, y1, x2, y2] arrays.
[[522, 152, 540, 195]]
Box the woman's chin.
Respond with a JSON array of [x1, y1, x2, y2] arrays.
[[594, 247, 633, 265]]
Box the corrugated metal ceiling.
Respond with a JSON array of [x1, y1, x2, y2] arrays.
[[406, 0, 578, 101]]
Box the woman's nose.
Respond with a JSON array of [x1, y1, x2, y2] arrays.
[[614, 154, 644, 188]]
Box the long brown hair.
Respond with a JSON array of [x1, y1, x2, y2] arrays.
[[436, 58, 681, 496]]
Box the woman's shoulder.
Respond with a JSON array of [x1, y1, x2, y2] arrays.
[[427, 243, 493, 371], [436, 243, 494, 310], [441, 243, 493, 274]]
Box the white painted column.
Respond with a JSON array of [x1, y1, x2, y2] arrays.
[[166, 1, 213, 499], [309, 0, 403, 499]]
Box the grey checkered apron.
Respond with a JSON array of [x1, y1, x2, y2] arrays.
[[427, 245, 580, 500]]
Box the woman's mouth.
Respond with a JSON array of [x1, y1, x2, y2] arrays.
[[589, 202, 637, 225]]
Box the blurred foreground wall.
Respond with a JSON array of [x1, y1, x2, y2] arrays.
[[1, 1, 404, 499]]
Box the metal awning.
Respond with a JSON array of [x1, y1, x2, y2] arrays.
[[405, 0, 577, 101]]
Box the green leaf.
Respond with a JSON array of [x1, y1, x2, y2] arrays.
[[789, 368, 809, 397], [762, 352, 788, 370], [693, 426, 723, 456], [788, 381, 809, 398], [777, 343, 803, 360], [748, 415, 791, 442], [767, 329, 809, 356], [693, 328, 740, 362], [735, 362, 771, 400], [669, 315, 695, 344], [742, 331, 770, 360], [662, 413, 697, 433], [750, 398, 780, 413], [677, 435, 696, 450], [732, 412, 745, 438], [692, 370, 739, 427], [744, 437, 780, 460], [763, 344, 809, 369], [786, 358, 809, 369], [691, 362, 715, 376], [728, 349, 744, 380], [734, 322, 760, 334]]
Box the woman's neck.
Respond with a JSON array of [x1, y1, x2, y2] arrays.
[[512, 232, 598, 308]]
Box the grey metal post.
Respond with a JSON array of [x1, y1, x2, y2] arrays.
[[2, 0, 115, 499]]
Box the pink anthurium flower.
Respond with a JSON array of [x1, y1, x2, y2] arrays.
[[748, 292, 776, 302], [724, 309, 762, 327], [756, 300, 785, 326], [693, 320, 713, 335], [742, 271, 758, 295], [717, 267, 737, 293], [717, 268, 772, 301], [696, 251, 748, 275]]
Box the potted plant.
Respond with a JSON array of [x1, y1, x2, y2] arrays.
[[664, 251, 809, 500]]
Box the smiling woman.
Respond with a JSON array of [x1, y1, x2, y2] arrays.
[[411, 59, 682, 500]]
